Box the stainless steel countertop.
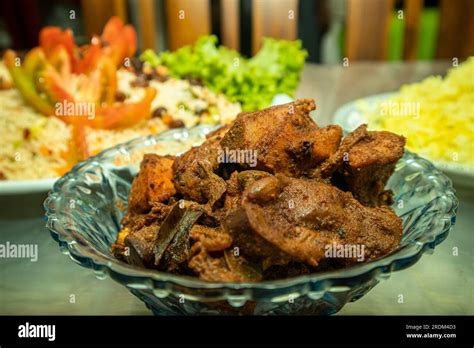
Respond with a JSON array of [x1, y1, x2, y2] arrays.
[[0, 62, 472, 315]]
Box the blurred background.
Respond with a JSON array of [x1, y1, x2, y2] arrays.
[[1, 0, 473, 62]]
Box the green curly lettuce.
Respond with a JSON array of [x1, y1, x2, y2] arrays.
[[140, 36, 307, 111]]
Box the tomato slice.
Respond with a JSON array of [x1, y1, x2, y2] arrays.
[[74, 38, 102, 74], [101, 16, 137, 67], [96, 56, 117, 105], [39, 17, 137, 73], [88, 87, 157, 129], [3, 50, 55, 116], [57, 122, 90, 175], [39, 46, 75, 105], [7, 17, 144, 133], [71, 123, 90, 161], [39, 27, 77, 67]]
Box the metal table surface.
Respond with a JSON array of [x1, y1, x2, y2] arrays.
[[0, 61, 472, 315]]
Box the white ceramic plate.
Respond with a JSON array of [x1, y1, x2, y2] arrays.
[[334, 92, 474, 188], [0, 178, 57, 195]]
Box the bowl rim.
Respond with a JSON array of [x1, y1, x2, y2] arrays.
[[44, 125, 459, 291]]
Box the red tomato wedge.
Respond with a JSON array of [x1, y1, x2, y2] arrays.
[[39, 27, 77, 67], [4, 17, 154, 169], [88, 87, 157, 129], [101, 16, 137, 67]]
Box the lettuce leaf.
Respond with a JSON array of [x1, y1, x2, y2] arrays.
[[140, 36, 307, 111]]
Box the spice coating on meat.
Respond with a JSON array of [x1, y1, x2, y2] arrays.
[[220, 99, 342, 176], [128, 154, 176, 213], [340, 131, 406, 206], [113, 99, 405, 282], [242, 175, 403, 267], [172, 128, 227, 205]]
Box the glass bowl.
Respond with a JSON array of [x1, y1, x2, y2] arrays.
[[44, 125, 458, 315]]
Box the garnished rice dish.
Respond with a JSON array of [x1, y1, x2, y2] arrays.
[[0, 18, 240, 180]]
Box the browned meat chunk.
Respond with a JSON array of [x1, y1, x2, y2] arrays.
[[128, 154, 176, 214], [188, 243, 262, 282], [311, 125, 405, 207], [220, 99, 342, 176], [121, 203, 171, 232], [222, 170, 292, 269], [223, 170, 272, 212], [242, 175, 403, 267], [339, 131, 405, 206], [305, 125, 342, 164], [172, 130, 226, 206], [190, 225, 232, 252], [223, 207, 292, 269], [112, 203, 171, 261], [310, 124, 368, 180]]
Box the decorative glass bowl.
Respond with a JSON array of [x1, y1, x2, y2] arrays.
[[44, 125, 458, 315]]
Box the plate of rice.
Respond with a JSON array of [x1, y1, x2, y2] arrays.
[[334, 57, 474, 188], [0, 63, 240, 194]]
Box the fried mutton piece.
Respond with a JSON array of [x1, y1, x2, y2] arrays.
[[242, 175, 403, 267], [311, 125, 405, 206], [112, 203, 171, 262], [188, 243, 262, 282], [223, 170, 272, 211], [128, 154, 176, 213], [220, 99, 342, 176], [172, 129, 227, 206], [339, 130, 405, 206], [310, 124, 368, 180], [223, 207, 293, 269], [190, 225, 232, 252], [222, 170, 293, 269]]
